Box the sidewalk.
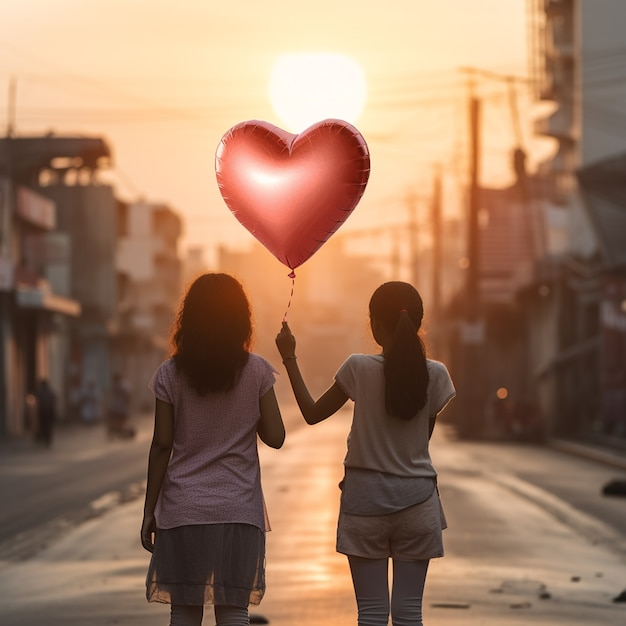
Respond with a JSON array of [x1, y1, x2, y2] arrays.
[[549, 437, 626, 472], [0, 412, 154, 456]]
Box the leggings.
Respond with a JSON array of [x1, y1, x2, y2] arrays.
[[348, 556, 429, 626], [170, 604, 250, 626]]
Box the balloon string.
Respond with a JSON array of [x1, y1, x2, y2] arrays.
[[282, 271, 296, 322]]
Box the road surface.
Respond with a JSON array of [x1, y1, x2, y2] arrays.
[[0, 408, 625, 625]]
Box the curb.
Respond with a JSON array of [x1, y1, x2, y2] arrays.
[[492, 472, 626, 561], [549, 439, 626, 472]]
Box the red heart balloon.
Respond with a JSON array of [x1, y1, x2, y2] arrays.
[[215, 119, 370, 271]]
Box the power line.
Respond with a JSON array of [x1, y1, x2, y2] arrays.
[[0, 42, 221, 127], [0, 40, 531, 128]]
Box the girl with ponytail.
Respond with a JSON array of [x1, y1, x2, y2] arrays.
[[276, 281, 455, 626]]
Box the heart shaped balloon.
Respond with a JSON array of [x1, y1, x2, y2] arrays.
[[215, 119, 370, 271]]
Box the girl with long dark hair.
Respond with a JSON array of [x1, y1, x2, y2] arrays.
[[141, 273, 285, 626], [275, 281, 455, 626]]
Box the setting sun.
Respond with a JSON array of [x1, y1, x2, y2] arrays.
[[268, 52, 367, 132]]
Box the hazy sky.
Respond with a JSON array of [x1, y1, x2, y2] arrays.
[[0, 0, 530, 263]]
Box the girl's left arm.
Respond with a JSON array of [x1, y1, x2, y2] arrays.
[[141, 399, 174, 552], [276, 322, 349, 424], [258, 387, 286, 448]]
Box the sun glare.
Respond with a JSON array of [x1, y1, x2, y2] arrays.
[[269, 52, 367, 133]]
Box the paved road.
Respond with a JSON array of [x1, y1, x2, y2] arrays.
[[0, 415, 153, 560], [2, 407, 626, 625], [450, 428, 626, 533]]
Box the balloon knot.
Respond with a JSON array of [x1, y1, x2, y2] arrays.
[[288, 270, 296, 279]]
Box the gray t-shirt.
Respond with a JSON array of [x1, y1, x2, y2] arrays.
[[335, 355, 455, 515], [340, 469, 436, 515]]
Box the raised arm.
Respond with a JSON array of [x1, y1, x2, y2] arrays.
[[275, 322, 349, 424]]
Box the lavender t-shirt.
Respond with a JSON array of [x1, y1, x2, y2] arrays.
[[149, 354, 277, 531]]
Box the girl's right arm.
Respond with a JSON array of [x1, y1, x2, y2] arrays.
[[141, 399, 174, 552], [276, 322, 349, 424]]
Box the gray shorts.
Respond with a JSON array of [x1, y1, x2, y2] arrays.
[[336, 489, 446, 560]]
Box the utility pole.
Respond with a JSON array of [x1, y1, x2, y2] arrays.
[[390, 229, 402, 279], [407, 190, 419, 288], [7, 77, 16, 137], [0, 77, 17, 436], [456, 66, 538, 439], [431, 165, 442, 322], [466, 93, 481, 316], [429, 164, 443, 358], [459, 66, 528, 157], [458, 80, 487, 439]]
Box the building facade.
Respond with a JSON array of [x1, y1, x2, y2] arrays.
[[0, 135, 183, 436], [527, 0, 626, 197], [523, 0, 626, 443], [115, 201, 182, 411], [0, 171, 80, 436]]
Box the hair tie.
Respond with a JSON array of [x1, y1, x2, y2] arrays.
[[400, 309, 408, 314]]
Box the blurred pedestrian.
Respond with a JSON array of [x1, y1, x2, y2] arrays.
[[107, 373, 134, 439], [80, 380, 101, 424], [24, 392, 38, 439], [276, 281, 455, 626], [141, 273, 285, 626], [35, 378, 57, 447]]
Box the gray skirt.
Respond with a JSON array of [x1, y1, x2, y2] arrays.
[[146, 523, 266, 607]]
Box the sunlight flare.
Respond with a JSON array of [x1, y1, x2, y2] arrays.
[[269, 52, 367, 132]]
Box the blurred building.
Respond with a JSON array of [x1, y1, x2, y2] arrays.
[[217, 236, 385, 402], [116, 201, 182, 411], [469, 0, 626, 444], [181, 245, 208, 288], [0, 154, 81, 435], [0, 135, 183, 436], [34, 139, 120, 424], [446, 2, 626, 443], [527, 0, 626, 200], [445, 154, 546, 440], [577, 155, 626, 439]]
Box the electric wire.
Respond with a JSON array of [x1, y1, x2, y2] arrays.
[[0, 37, 535, 247]]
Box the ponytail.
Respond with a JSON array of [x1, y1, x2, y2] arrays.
[[369, 282, 429, 420], [384, 311, 428, 419]]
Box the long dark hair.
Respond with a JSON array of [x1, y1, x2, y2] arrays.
[[172, 273, 251, 394], [369, 281, 429, 420]]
